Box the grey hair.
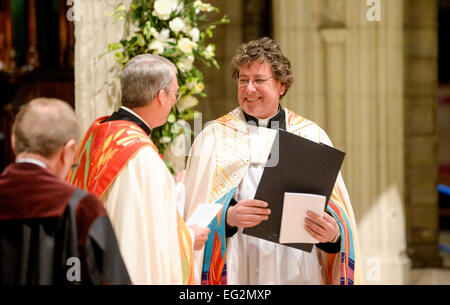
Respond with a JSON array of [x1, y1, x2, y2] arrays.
[[12, 98, 81, 158], [121, 54, 177, 108]]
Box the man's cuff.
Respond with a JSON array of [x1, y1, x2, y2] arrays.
[[225, 198, 238, 238], [315, 233, 341, 254]]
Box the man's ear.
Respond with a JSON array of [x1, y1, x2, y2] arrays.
[[279, 83, 286, 96], [61, 139, 77, 165], [157, 89, 167, 107], [11, 135, 16, 156]]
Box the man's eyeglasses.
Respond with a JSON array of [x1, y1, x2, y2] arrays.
[[237, 76, 273, 88], [170, 90, 182, 101]]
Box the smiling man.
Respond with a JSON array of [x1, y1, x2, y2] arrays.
[[184, 37, 361, 285]]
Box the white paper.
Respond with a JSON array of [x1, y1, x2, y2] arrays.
[[175, 182, 186, 218], [279, 192, 326, 244], [186, 203, 223, 228]]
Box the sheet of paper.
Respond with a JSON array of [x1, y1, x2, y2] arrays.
[[186, 203, 223, 228], [279, 192, 326, 244]]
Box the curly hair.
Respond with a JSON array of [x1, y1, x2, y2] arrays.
[[230, 37, 294, 98]]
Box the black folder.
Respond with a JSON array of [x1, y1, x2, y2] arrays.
[[242, 129, 345, 252]]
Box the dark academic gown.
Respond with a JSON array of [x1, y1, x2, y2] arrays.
[[0, 162, 131, 285]]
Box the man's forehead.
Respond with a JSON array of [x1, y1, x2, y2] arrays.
[[239, 61, 272, 76]]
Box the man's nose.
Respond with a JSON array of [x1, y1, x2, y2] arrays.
[[246, 80, 257, 92]]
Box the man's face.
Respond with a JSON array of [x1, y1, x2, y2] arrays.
[[162, 75, 179, 124], [59, 141, 77, 180], [237, 61, 286, 119]]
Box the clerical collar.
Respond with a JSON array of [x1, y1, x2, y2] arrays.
[[243, 105, 286, 130], [16, 158, 47, 168], [103, 106, 152, 136]]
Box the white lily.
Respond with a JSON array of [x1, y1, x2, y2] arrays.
[[189, 28, 200, 42], [149, 28, 176, 54], [177, 55, 195, 72], [169, 17, 187, 34], [152, 0, 175, 20], [203, 44, 215, 59], [149, 40, 165, 54], [178, 37, 197, 54], [193, 0, 214, 13], [177, 95, 199, 113]]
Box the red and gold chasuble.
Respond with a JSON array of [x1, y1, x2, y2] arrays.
[[67, 117, 194, 284]]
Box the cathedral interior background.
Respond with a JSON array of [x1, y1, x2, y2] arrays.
[[0, 0, 449, 284]]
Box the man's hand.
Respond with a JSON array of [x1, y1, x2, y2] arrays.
[[304, 211, 339, 243], [226, 199, 271, 228], [175, 170, 186, 184], [188, 225, 210, 250]]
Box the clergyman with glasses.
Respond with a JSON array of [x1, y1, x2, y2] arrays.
[[67, 54, 209, 284], [184, 37, 361, 285]]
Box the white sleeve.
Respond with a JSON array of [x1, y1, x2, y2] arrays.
[[184, 126, 218, 284], [102, 146, 183, 284], [175, 182, 186, 218]]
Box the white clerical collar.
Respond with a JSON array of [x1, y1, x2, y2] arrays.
[[120, 106, 151, 131], [258, 110, 279, 128], [258, 118, 270, 128], [16, 158, 47, 168]]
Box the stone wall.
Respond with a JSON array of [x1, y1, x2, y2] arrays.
[[74, 0, 131, 132], [273, 0, 411, 283], [404, 0, 442, 268]]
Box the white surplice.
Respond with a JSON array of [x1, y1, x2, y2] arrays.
[[185, 107, 362, 285], [102, 146, 187, 284], [226, 123, 324, 284]]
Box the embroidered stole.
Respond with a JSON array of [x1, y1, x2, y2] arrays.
[[67, 117, 194, 284], [201, 188, 236, 285]]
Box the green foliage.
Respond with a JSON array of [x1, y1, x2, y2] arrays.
[[108, 0, 229, 163]]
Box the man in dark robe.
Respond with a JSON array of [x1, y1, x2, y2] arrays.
[[0, 98, 131, 285]]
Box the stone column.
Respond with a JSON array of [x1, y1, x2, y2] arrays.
[[273, 0, 410, 284], [320, 28, 347, 151], [404, 0, 441, 268], [74, 0, 131, 132], [197, 0, 243, 123]]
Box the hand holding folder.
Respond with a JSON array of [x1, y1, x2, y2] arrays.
[[279, 193, 326, 244], [243, 130, 345, 252]]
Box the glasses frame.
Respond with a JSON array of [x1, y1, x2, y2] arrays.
[[236, 76, 274, 88], [166, 89, 182, 101]]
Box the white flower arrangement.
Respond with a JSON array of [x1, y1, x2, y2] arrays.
[[108, 0, 229, 167]]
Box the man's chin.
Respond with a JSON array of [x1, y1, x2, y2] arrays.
[[241, 104, 260, 117]]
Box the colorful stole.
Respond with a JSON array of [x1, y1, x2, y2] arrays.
[[178, 213, 195, 285], [67, 117, 194, 284], [67, 117, 154, 196], [326, 198, 356, 285], [201, 188, 236, 285], [286, 108, 358, 285]]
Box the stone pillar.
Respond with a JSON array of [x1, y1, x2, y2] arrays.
[[197, 0, 243, 123], [273, 0, 410, 284], [404, 0, 441, 268], [242, 0, 272, 41], [74, 0, 131, 132], [320, 28, 346, 151]]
